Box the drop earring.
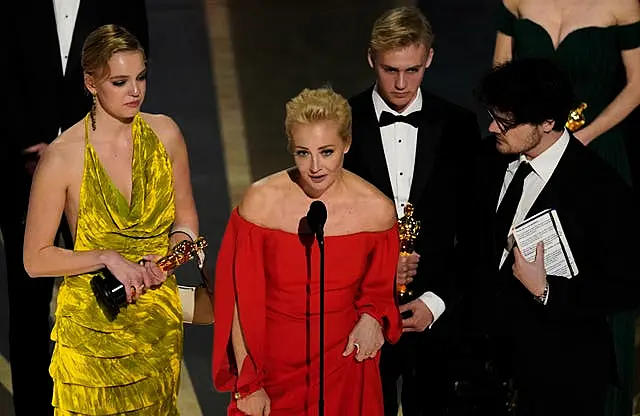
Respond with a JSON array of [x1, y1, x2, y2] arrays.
[[90, 94, 97, 131]]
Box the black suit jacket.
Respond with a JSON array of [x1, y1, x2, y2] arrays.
[[3, 1, 148, 208], [457, 135, 640, 387], [344, 86, 481, 328]]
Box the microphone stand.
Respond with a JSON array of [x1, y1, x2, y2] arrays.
[[307, 200, 327, 415], [317, 230, 325, 416]]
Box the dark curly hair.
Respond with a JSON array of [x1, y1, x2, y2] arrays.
[[476, 58, 575, 132]]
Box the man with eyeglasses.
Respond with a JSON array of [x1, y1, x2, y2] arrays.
[[454, 58, 640, 416]]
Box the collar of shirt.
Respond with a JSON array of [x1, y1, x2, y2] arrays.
[[372, 86, 423, 122], [53, 0, 81, 75], [507, 128, 570, 184]]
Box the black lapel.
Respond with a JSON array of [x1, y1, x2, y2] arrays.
[[490, 143, 512, 215], [65, 2, 101, 80], [43, 3, 64, 80], [408, 91, 442, 203], [353, 87, 394, 198], [486, 139, 514, 267]]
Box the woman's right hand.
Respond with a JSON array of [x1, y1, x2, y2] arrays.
[[101, 250, 157, 303], [237, 388, 271, 416]]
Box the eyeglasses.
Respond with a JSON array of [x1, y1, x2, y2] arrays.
[[487, 110, 519, 134]]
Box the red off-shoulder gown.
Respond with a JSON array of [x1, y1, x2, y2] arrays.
[[212, 209, 401, 415]]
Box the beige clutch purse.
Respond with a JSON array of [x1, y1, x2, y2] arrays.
[[179, 276, 214, 325]]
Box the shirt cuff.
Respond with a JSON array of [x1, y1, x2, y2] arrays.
[[417, 291, 446, 328]]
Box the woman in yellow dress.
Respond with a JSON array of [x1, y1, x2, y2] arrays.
[[22, 24, 198, 415]]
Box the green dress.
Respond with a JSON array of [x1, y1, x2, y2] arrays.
[[497, 5, 639, 416]]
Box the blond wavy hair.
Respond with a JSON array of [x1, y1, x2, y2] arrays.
[[285, 87, 352, 151], [82, 24, 145, 81], [369, 6, 434, 55]]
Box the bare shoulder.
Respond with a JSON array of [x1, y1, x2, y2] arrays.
[[238, 170, 290, 226], [140, 112, 184, 155], [612, 0, 640, 24], [141, 112, 180, 135], [40, 121, 85, 175], [344, 171, 396, 232]]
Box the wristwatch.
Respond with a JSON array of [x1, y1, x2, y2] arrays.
[[533, 282, 549, 305]]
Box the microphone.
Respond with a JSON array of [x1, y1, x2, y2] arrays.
[[306, 199, 327, 416], [307, 200, 327, 243]]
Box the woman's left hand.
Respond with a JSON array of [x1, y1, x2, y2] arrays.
[[342, 313, 384, 361], [141, 254, 169, 290]]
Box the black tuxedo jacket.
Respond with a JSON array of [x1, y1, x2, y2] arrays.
[[344, 86, 481, 324], [457, 135, 640, 387], [4, 1, 148, 206]]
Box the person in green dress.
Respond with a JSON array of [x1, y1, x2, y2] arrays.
[[493, 1, 640, 415]]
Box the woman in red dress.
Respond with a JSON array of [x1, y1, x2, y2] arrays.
[[212, 87, 402, 415]]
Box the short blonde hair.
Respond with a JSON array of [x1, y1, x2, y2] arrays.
[[369, 7, 434, 55], [285, 87, 352, 150], [82, 24, 145, 81]]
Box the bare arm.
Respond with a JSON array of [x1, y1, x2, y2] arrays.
[[575, 0, 640, 144], [493, 33, 514, 67], [493, 0, 518, 67], [23, 141, 113, 277], [153, 115, 199, 246], [231, 303, 248, 372]]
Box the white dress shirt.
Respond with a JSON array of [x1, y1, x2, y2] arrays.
[[372, 87, 446, 325], [372, 88, 421, 218], [53, 0, 81, 76], [497, 129, 571, 269], [53, 0, 80, 136]]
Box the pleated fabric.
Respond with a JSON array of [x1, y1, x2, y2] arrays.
[[50, 113, 183, 415]]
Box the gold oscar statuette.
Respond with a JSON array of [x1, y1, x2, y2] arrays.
[[91, 237, 209, 320], [397, 203, 420, 297], [565, 102, 587, 132], [156, 237, 208, 271]]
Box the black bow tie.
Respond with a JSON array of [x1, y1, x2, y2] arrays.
[[379, 111, 421, 128]]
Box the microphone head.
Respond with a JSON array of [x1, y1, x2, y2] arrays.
[[307, 200, 327, 237], [310, 200, 327, 226]]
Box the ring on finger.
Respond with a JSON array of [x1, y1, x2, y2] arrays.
[[353, 342, 360, 354]]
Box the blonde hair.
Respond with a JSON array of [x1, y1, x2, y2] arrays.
[[82, 24, 145, 81], [369, 6, 434, 55], [285, 87, 352, 150]]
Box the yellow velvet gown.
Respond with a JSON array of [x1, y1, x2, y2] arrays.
[[50, 114, 183, 415]]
